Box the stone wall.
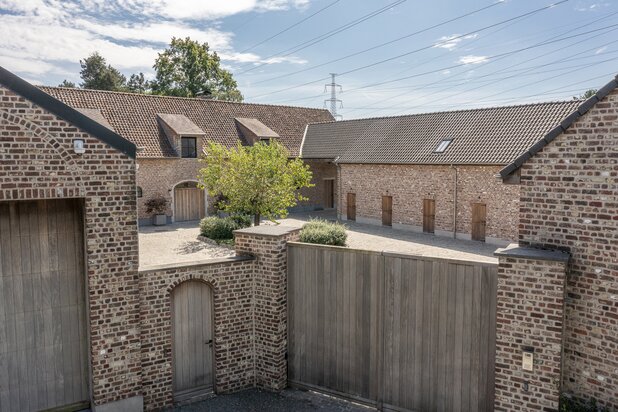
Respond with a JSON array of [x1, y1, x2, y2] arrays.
[[518, 88, 618, 409], [493, 247, 569, 412], [339, 164, 519, 243], [0, 86, 141, 408]]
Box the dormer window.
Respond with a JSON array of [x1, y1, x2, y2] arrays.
[[181, 137, 197, 158], [434, 138, 453, 153]]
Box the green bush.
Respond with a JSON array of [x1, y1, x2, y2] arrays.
[[299, 219, 347, 246], [229, 213, 252, 229], [560, 395, 609, 412], [200, 215, 252, 240]]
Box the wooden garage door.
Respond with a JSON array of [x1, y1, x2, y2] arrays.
[[174, 183, 206, 222], [382, 195, 393, 226], [172, 281, 214, 403], [0, 199, 89, 412]]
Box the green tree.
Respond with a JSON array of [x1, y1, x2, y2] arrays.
[[573, 89, 597, 100], [152, 37, 243, 101], [79, 52, 127, 91], [58, 79, 75, 88], [127, 72, 150, 93], [198, 141, 313, 225]]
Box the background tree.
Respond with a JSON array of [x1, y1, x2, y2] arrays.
[[199, 141, 313, 225], [152, 37, 243, 101], [127, 72, 150, 93], [58, 79, 75, 87], [79, 52, 127, 91], [573, 89, 597, 100]]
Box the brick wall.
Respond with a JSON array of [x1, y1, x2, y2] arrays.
[[0, 86, 141, 406], [138, 257, 255, 409], [493, 250, 568, 411], [518, 88, 618, 409], [339, 164, 519, 242]]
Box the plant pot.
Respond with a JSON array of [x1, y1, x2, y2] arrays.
[[153, 214, 167, 226]]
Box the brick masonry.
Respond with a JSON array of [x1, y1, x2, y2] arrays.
[[297, 160, 337, 211], [338, 164, 520, 242], [0, 86, 141, 406], [493, 254, 568, 412], [516, 88, 618, 409]]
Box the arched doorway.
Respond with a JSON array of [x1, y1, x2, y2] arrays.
[[171, 281, 215, 403], [173, 181, 206, 222]]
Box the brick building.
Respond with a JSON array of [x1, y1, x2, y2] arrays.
[[494, 75, 618, 410], [40, 86, 333, 225], [302, 102, 580, 244]]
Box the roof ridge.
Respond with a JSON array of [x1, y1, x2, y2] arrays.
[[306, 99, 581, 126], [39, 85, 333, 113]]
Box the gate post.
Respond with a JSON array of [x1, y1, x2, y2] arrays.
[[493, 244, 569, 412], [234, 225, 301, 391]]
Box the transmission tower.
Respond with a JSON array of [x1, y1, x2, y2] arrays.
[[324, 73, 343, 120]]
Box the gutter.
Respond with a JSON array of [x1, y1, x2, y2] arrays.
[[334, 156, 341, 220]]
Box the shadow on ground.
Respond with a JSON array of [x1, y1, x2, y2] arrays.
[[171, 388, 372, 412]]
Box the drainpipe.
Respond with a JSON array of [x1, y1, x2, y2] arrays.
[[334, 156, 341, 220], [451, 164, 458, 239]]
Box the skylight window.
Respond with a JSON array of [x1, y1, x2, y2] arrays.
[[434, 138, 453, 153]]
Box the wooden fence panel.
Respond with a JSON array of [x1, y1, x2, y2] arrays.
[[287, 243, 497, 411]]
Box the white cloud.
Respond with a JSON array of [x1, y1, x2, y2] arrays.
[[596, 46, 608, 54], [433, 34, 477, 50], [458, 55, 488, 65]]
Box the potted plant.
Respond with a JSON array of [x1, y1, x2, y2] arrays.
[[145, 195, 168, 226]]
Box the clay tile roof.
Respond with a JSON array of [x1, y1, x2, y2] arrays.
[[157, 113, 205, 135], [75, 108, 115, 131], [302, 100, 581, 165], [234, 117, 280, 139], [39, 86, 333, 158]]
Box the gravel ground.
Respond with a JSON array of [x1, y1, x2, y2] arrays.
[[171, 388, 372, 412], [139, 221, 234, 268], [273, 211, 499, 263]]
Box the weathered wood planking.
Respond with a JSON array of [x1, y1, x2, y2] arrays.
[[0, 199, 89, 412], [287, 243, 497, 412], [174, 187, 206, 222], [171, 280, 214, 402]]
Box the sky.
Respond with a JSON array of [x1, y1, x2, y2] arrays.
[[0, 0, 616, 119]]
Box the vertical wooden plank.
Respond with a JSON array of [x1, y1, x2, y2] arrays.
[[470, 266, 482, 411], [412, 259, 424, 410]]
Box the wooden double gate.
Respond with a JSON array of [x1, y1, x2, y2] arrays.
[[287, 243, 497, 411]]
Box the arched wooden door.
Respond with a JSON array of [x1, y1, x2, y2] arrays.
[[174, 182, 205, 222], [171, 281, 214, 403]]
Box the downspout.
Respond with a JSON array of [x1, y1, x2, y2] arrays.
[[451, 164, 458, 239], [334, 156, 341, 220]]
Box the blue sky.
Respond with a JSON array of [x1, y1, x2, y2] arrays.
[[0, 0, 616, 118]]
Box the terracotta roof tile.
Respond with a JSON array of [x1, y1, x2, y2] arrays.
[[40, 87, 333, 158]]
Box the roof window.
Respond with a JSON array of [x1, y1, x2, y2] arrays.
[[434, 138, 452, 153]]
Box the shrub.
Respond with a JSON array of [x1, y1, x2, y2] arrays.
[[144, 195, 168, 215], [299, 219, 347, 246], [560, 395, 609, 412], [199, 215, 252, 240]]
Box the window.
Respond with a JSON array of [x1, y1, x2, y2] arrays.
[[434, 138, 453, 153], [181, 137, 197, 158], [136, 186, 143, 198]]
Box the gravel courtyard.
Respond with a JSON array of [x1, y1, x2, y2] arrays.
[[139, 211, 500, 267]]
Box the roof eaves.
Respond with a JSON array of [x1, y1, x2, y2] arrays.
[[0, 66, 136, 158], [499, 74, 618, 179]]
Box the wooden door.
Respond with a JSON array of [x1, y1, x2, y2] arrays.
[[423, 199, 435, 233], [382, 196, 392, 226], [346, 193, 356, 221], [174, 183, 205, 222], [324, 179, 335, 209], [0, 199, 89, 412], [172, 281, 214, 403], [472, 203, 487, 242]]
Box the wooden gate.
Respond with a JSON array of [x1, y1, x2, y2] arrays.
[[471, 203, 487, 242], [172, 281, 215, 403], [0, 199, 90, 412], [347, 193, 356, 221], [324, 179, 335, 209], [287, 243, 497, 411], [423, 199, 435, 233], [382, 196, 392, 226], [174, 183, 205, 222]]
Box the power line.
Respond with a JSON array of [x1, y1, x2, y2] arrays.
[[246, 0, 568, 100], [239, 0, 342, 53], [236, 0, 406, 75], [250, 0, 506, 85]]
